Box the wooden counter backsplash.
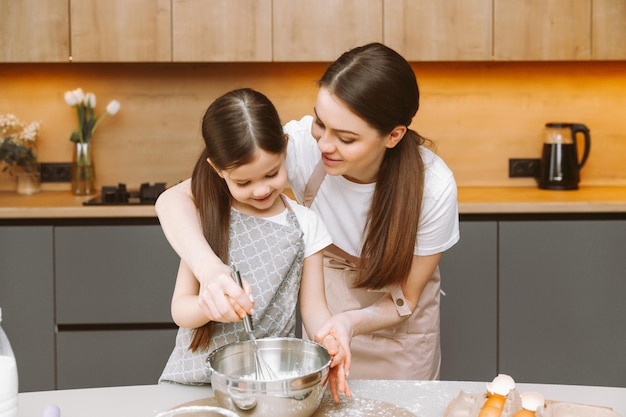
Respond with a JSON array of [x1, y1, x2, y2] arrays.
[[1, 61, 626, 192]]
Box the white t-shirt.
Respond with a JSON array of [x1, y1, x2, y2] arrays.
[[284, 115, 460, 257], [265, 195, 332, 258]]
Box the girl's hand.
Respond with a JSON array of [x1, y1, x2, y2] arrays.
[[197, 265, 255, 323], [315, 317, 353, 402]]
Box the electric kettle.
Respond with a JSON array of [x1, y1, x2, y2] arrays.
[[538, 123, 591, 190]]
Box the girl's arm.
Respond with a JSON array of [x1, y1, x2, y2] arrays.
[[155, 179, 254, 320], [170, 259, 209, 328], [314, 253, 441, 341], [299, 251, 352, 402], [171, 259, 255, 328]]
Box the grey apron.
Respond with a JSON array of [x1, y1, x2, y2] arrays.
[[159, 196, 305, 384], [303, 161, 441, 380]]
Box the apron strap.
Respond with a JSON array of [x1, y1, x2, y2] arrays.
[[304, 161, 359, 265], [303, 160, 327, 208], [279, 193, 295, 213]]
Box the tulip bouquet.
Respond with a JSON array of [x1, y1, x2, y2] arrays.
[[64, 88, 120, 144], [0, 113, 41, 175], [64, 88, 120, 194]]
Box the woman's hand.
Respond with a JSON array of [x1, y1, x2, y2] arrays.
[[315, 315, 354, 402]]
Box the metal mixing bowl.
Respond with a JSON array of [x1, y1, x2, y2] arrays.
[[206, 337, 331, 417]]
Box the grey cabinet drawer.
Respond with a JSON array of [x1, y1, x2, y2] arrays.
[[499, 220, 626, 386], [56, 328, 178, 389], [0, 226, 55, 392], [439, 221, 498, 381], [55, 225, 179, 324]]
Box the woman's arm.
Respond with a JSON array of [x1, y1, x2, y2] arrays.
[[156, 179, 254, 319], [155, 179, 229, 281], [299, 252, 350, 347], [314, 253, 441, 339], [299, 251, 352, 401]]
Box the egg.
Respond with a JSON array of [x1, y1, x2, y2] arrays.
[[511, 391, 545, 417], [479, 405, 503, 417], [483, 394, 507, 410], [486, 374, 516, 396], [42, 405, 61, 417], [520, 392, 544, 411], [478, 374, 516, 417], [513, 409, 536, 417]]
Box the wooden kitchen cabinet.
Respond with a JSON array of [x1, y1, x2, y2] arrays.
[[0, 0, 69, 62], [3, 0, 624, 64], [493, 0, 591, 61], [172, 0, 272, 62], [592, 0, 626, 60], [0, 226, 55, 392], [383, 0, 492, 61], [70, 0, 172, 62], [499, 220, 626, 387], [272, 0, 383, 62], [439, 221, 498, 381]]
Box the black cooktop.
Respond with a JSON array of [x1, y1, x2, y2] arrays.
[[83, 183, 167, 206]]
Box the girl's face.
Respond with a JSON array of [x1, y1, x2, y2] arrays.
[[311, 87, 405, 184], [212, 149, 288, 216]]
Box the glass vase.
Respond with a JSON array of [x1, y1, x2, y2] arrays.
[[15, 171, 41, 195], [72, 141, 96, 195]]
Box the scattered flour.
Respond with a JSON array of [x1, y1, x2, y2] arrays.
[[313, 393, 416, 417]]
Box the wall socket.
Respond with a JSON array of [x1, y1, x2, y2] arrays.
[[39, 162, 72, 183], [509, 158, 540, 178]]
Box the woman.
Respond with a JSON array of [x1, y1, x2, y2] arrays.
[[156, 43, 459, 382]]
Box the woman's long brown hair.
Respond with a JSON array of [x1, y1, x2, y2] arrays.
[[188, 88, 285, 350], [319, 43, 427, 290]]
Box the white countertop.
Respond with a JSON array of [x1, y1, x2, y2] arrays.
[[17, 380, 626, 417]]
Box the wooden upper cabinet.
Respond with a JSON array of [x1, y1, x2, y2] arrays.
[[384, 0, 492, 61], [70, 0, 172, 62], [0, 0, 70, 62], [273, 0, 383, 62], [494, 0, 591, 61], [172, 0, 271, 62], [592, 0, 626, 60]]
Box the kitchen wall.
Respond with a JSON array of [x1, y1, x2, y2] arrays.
[[1, 61, 625, 192]]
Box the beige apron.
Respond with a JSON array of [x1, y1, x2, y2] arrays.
[[303, 161, 441, 380]]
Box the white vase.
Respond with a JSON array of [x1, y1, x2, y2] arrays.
[[16, 171, 41, 195]]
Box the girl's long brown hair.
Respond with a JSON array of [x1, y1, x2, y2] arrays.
[[319, 42, 427, 290], [189, 88, 285, 350]]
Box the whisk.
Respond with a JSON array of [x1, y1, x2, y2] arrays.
[[233, 268, 278, 381]]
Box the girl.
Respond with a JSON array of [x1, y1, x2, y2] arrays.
[[156, 44, 459, 382], [158, 88, 350, 400]]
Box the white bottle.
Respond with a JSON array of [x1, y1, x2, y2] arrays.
[[0, 307, 18, 417]]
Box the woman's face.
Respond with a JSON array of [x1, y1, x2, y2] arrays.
[[212, 149, 288, 216], [311, 87, 402, 184]]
